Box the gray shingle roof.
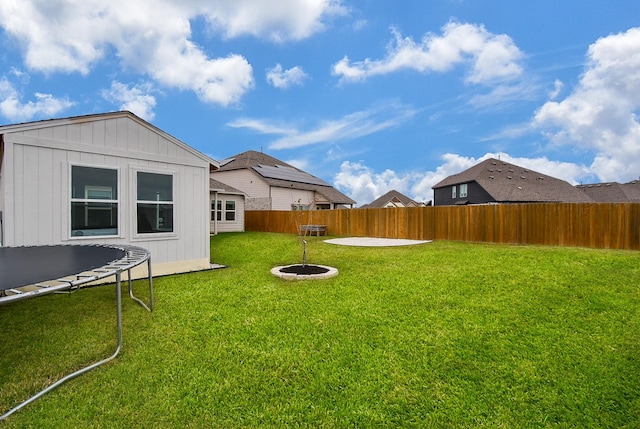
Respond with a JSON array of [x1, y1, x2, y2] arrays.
[[217, 150, 291, 171], [361, 190, 420, 208], [215, 150, 356, 205], [576, 180, 640, 202], [433, 158, 593, 203]]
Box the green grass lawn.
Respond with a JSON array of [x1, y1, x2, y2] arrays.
[[1, 232, 639, 428]]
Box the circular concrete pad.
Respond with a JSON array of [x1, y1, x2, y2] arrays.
[[324, 237, 432, 247]]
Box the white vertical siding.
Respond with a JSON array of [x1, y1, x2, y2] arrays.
[[210, 193, 245, 233], [1, 113, 212, 274], [36, 146, 54, 245]]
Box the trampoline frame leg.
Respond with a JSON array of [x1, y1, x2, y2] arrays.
[[128, 258, 154, 312], [2, 271, 127, 421]]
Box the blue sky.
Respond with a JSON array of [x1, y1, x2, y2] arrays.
[[1, 0, 639, 205]]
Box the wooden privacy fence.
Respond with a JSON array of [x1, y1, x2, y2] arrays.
[[245, 203, 640, 250]]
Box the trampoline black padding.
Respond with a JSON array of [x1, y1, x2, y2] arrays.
[[0, 245, 126, 291], [0, 244, 153, 420]]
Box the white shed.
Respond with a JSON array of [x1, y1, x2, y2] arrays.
[[0, 111, 218, 277]]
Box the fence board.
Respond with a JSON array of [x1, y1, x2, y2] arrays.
[[244, 203, 640, 250]]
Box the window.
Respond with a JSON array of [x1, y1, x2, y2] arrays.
[[71, 166, 118, 237], [137, 172, 174, 234], [451, 186, 457, 199], [211, 201, 221, 221], [211, 199, 236, 222], [460, 183, 468, 198], [292, 204, 310, 211], [225, 201, 236, 221]]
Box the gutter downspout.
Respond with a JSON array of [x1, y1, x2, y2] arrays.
[[213, 192, 218, 235]]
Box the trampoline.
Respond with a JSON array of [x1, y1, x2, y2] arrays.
[[0, 244, 153, 420]]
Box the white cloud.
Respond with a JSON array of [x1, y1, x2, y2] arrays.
[[334, 152, 591, 205], [549, 79, 563, 100], [333, 153, 478, 205], [352, 19, 368, 32], [479, 122, 532, 142], [152, 51, 254, 106], [0, 0, 344, 106], [228, 104, 417, 149], [534, 27, 640, 182], [204, 0, 347, 42], [227, 118, 298, 135], [284, 157, 311, 172], [8, 67, 29, 83], [0, 78, 74, 121], [101, 81, 157, 121], [333, 161, 413, 205], [331, 21, 523, 84], [467, 81, 540, 110], [266, 64, 308, 89]]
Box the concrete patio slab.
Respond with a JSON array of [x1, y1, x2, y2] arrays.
[[324, 237, 432, 247]]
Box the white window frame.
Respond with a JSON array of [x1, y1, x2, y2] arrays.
[[132, 168, 177, 239], [211, 200, 221, 222], [225, 200, 236, 221], [460, 183, 468, 198], [69, 164, 120, 239], [452, 186, 457, 199], [212, 199, 236, 222]]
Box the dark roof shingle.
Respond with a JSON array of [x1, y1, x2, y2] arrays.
[[433, 158, 592, 203], [576, 180, 640, 202]]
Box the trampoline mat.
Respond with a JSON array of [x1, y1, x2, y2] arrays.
[[0, 245, 126, 291]]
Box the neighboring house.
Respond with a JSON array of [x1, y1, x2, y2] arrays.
[[0, 111, 218, 277], [210, 178, 245, 233], [360, 190, 430, 208], [432, 158, 592, 206], [576, 180, 640, 202], [211, 150, 356, 210]]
